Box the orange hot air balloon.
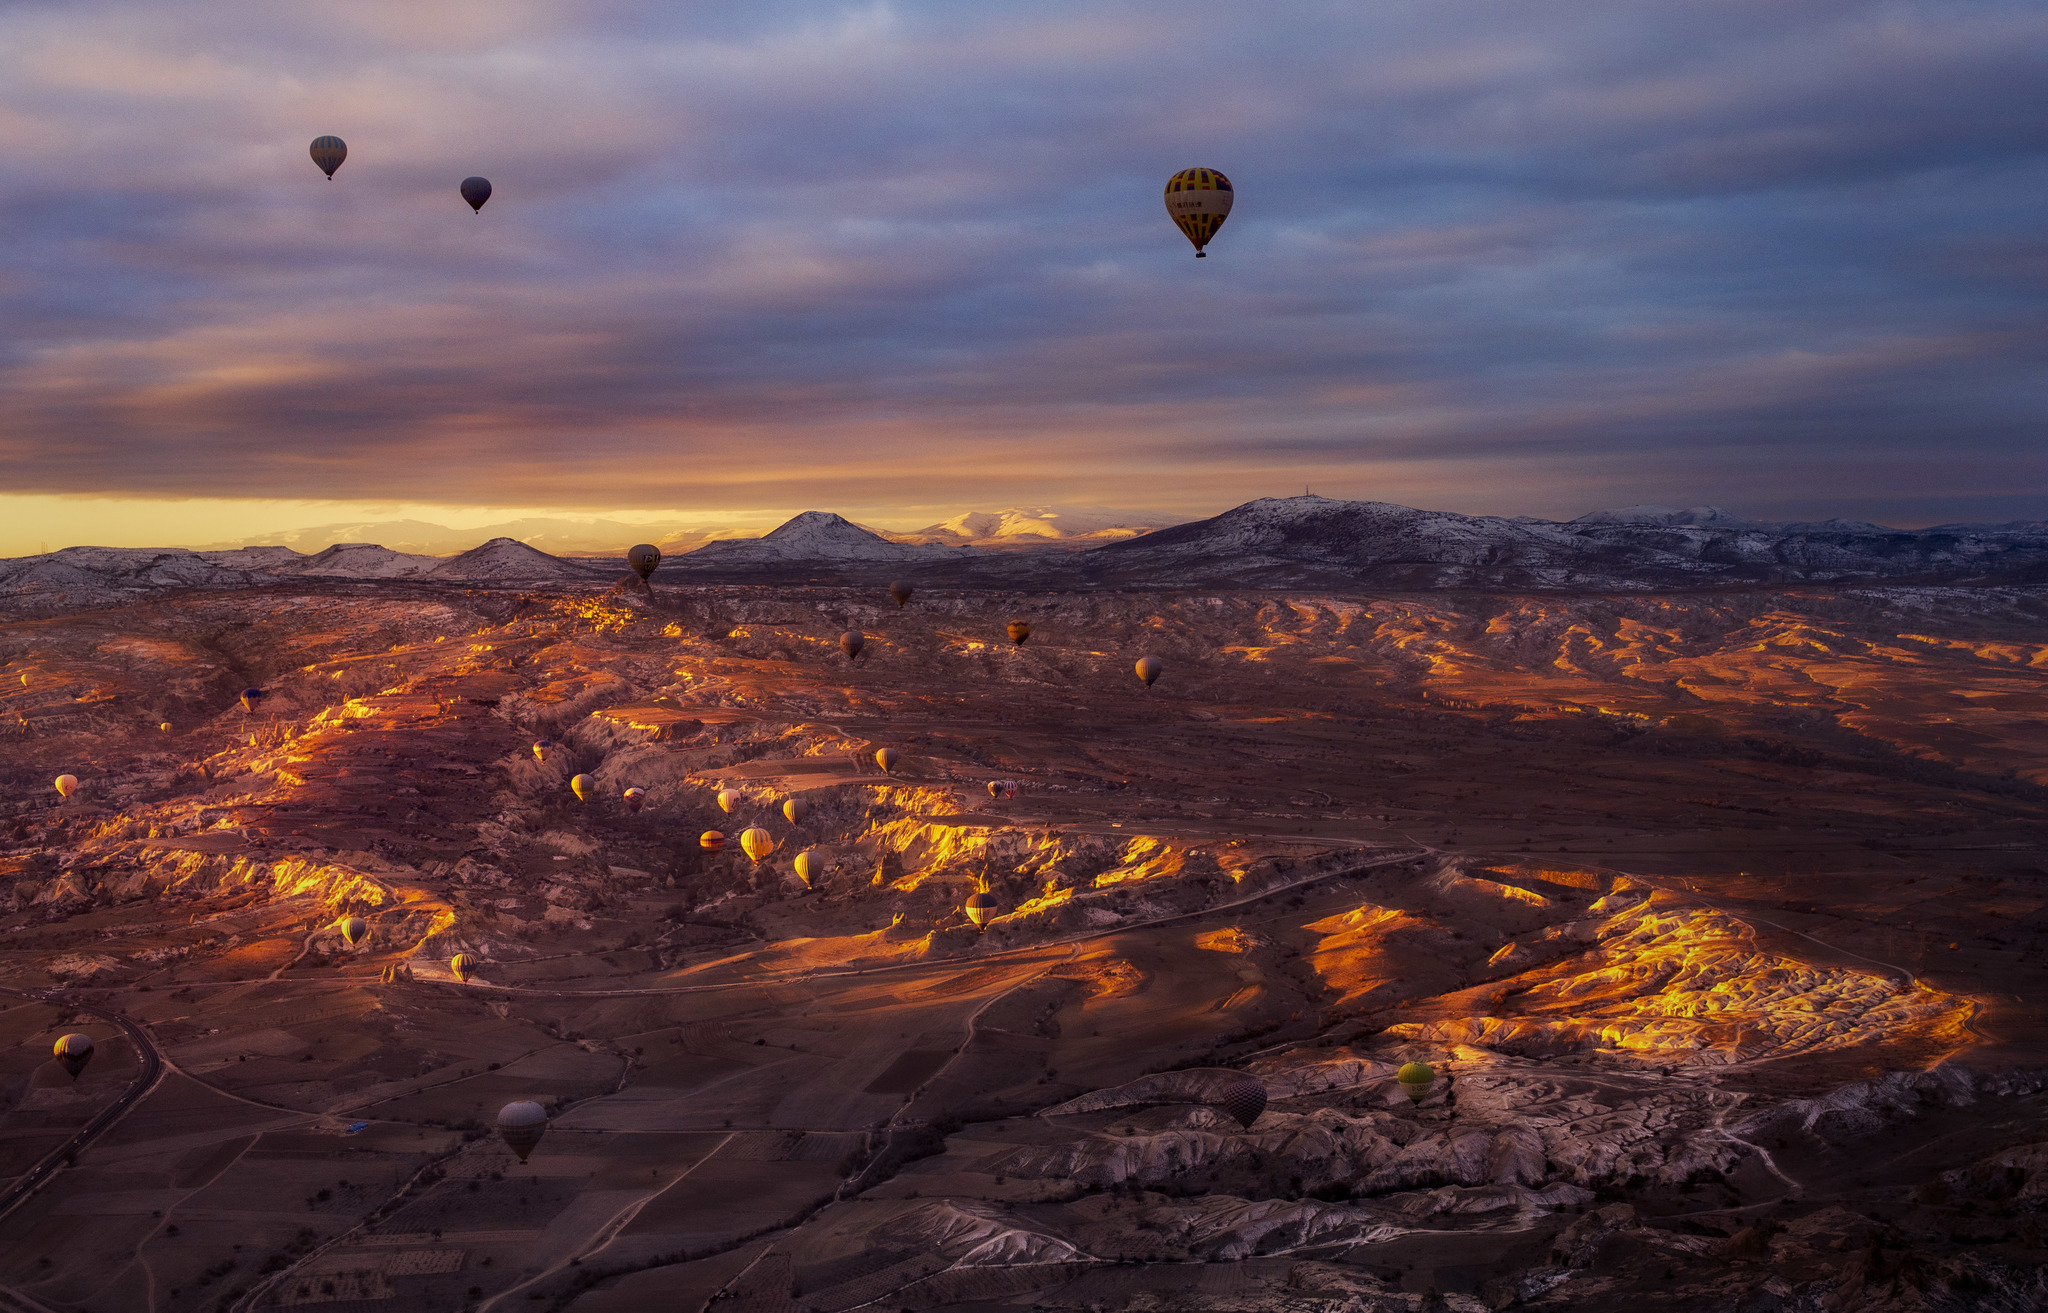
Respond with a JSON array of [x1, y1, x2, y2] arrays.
[[53, 774, 78, 797], [700, 830, 727, 852], [793, 849, 822, 887], [1006, 622, 1032, 646], [1135, 656, 1163, 687]]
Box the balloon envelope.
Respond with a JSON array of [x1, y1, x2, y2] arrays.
[[461, 176, 492, 211], [626, 544, 661, 580], [54, 1033, 94, 1079], [839, 630, 865, 661], [793, 849, 821, 887], [450, 954, 476, 983], [340, 916, 368, 947], [1135, 656, 1164, 687], [874, 747, 898, 773], [53, 774, 78, 797], [1164, 167, 1233, 255], [532, 740, 553, 762], [1006, 622, 1032, 646], [570, 774, 596, 802], [240, 687, 265, 711], [782, 797, 807, 824], [739, 826, 775, 863], [623, 787, 645, 813], [964, 891, 998, 927], [159, 722, 173, 733], [717, 789, 741, 813], [1219, 1076, 1267, 1129], [888, 581, 914, 608], [309, 135, 347, 178], [1396, 1061, 1436, 1103], [497, 1100, 547, 1162], [700, 830, 727, 851]]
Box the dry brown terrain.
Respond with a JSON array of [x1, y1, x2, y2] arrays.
[[0, 580, 2043, 1312]]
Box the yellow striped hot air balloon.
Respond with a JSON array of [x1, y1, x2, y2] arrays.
[[739, 826, 775, 863], [1164, 168, 1233, 256], [450, 954, 476, 983]]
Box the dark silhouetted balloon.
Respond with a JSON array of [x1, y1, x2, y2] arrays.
[[793, 849, 821, 887], [340, 915, 368, 947], [1219, 1076, 1266, 1129], [840, 630, 865, 661], [874, 747, 899, 773], [1135, 656, 1163, 687], [310, 136, 347, 179], [627, 544, 660, 580], [240, 687, 265, 712], [965, 891, 998, 928], [1164, 167, 1233, 256], [1397, 1061, 1436, 1105], [700, 830, 727, 851], [889, 581, 914, 608], [461, 176, 492, 212], [498, 1100, 547, 1161], [1007, 622, 1031, 646], [783, 797, 807, 824], [54, 1033, 94, 1080]]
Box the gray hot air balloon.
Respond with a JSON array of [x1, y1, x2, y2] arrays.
[[627, 544, 660, 581], [839, 630, 865, 662], [497, 1100, 547, 1162], [310, 136, 347, 179], [461, 176, 492, 212], [1219, 1076, 1266, 1129], [1135, 656, 1163, 688], [53, 1033, 94, 1080]]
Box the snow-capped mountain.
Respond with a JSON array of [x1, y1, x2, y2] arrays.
[[678, 512, 967, 566], [895, 506, 1161, 549], [430, 537, 602, 582], [277, 543, 440, 579]]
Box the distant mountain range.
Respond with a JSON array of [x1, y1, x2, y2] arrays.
[[7, 497, 2045, 609]]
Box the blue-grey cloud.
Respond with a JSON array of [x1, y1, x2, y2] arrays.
[[0, 0, 2042, 524]]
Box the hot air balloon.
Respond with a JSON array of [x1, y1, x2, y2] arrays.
[[888, 581, 915, 608], [793, 849, 822, 888], [240, 687, 265, 712], [53, 774, 78, 798], [1164, 167, 1233, 257], [1396, 1062, 1436, 1105], [1006, 622, 1032, 646], [497, 1100, 547, 1162], [570, 774, 595, 802], [739, 826, 775, 863], [1135, 656, 1163, 688], [626, 544, 660, 581], [874, 747, 899, 774], [158, 722, 173, 733], [986, 779, 1019, 800], [339, 916, 368, 948], [700, 830, 727, 852], [839, 630, 865, 662], [623, 787, 645, 814], [782, 798, 807, 825], [717, 789, 741, 814], [532, 740, 553, 763], [461, 176, 492, 212], [450, 954, 476, 983], [1219, 1076, 1266, 1129], [964, 891, 998, 929], [309, 136, 347, 179], [53, 1033, 94, 1080]]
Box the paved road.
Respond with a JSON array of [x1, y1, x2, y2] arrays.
[[0, 987, 166, 1225]]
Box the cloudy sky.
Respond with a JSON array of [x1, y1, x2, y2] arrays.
[[1, 0, 2043, 552]]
